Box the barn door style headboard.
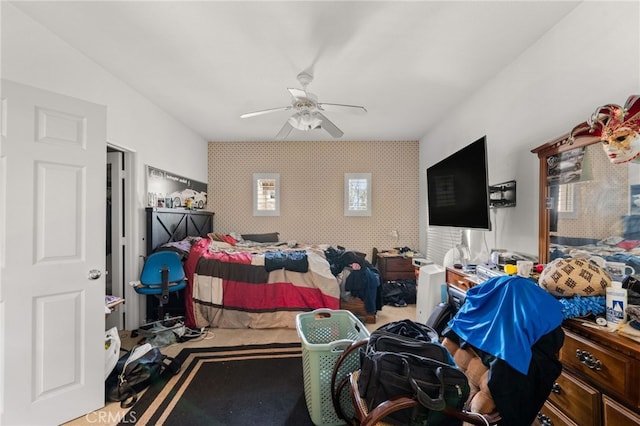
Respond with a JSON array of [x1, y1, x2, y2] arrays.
[[145, 207, 214, 254]]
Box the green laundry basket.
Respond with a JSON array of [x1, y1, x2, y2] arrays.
[[296, 309, 370, 426]]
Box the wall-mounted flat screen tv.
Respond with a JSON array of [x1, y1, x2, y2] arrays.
[[426, 136, 491, 230]]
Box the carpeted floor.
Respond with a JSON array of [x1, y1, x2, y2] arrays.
[[63, 305, 415, 426], [129, 343, 312, 426]]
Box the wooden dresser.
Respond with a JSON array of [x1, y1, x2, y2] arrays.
[[540, 321, 640, 426], [445, 267, 479, 291], [532, 135, 640, 425], [376, 253, 416, 282], [445, 266, 640, 425]]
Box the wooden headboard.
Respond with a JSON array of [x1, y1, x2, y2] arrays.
[[145, 207, 214, 254]]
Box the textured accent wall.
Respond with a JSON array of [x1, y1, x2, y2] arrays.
[[207, 140, 419, 258]]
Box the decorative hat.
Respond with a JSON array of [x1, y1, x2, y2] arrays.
[[569, 95, 640, 164], [538, 257, 610, 297]]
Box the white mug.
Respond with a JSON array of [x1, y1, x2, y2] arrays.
[[606, 261, 635, 277], [517, 260, 534, 277]]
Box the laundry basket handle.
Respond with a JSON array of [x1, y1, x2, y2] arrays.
[[329, 339, 356, 352]]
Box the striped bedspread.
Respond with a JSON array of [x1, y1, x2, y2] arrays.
[[183, 238, 340, 328]]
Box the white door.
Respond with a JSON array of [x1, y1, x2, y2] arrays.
[[0, 80, 106, 425]]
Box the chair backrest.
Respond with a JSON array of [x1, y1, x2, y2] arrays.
[[140, 251, 185, 285], [330, 321, 496, 426], [441, 336, 495, 416], [337, 349, 499, 426]]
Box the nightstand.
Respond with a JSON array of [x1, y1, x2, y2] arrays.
[[376, 254, 416, 282]]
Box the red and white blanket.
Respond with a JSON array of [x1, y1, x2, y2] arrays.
[[183, 238, 340, 328]]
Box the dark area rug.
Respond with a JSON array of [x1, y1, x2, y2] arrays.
[[126, 343, 314, 425]]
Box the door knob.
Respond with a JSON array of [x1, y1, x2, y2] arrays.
[[88, 269, 102, 280]]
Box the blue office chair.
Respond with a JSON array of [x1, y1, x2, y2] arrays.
[[136, 251, 187, 322]]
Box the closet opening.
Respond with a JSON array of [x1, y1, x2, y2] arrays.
[[106, 146, 132, 330]]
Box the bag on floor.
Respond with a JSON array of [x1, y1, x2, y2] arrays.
[[373, 319, 439, 343], [105, 343, 180, 408], [358, 320, 451, 396], [381, 280, 417, 306], [104, 327, 121, 380], [362, 351, 469, 425], [358, 320, 469, 425]]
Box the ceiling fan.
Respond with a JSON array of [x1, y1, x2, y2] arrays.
[[240, 71, 367, 139]]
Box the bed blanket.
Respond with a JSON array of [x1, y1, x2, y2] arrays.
[[185, 238, 340, 328]]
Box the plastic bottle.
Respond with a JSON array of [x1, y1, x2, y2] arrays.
[[606, 281, 627, 329]]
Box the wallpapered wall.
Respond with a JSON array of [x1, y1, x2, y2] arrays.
[[207, 140, 419, 258]]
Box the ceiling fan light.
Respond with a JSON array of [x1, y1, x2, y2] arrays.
[[287, 115, 299, 127], [308, 116, 322, 130], [288, 112, 322, 131], [244, 71, 364, 137]]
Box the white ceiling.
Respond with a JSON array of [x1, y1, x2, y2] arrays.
[[12, 1, 580, 142]]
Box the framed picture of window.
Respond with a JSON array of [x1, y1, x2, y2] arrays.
[[344, 173, 371, 216], [253, 173, 280, 216]]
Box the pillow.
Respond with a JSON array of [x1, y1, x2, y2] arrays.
[[538, 257, 610, 297], [617, 239, 640, 251], [241, 232, 280, 243]]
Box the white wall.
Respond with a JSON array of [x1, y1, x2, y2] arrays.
[[5, 1, 640, 266], [419, 1, 640, 265], [1, 3, 208, 255]]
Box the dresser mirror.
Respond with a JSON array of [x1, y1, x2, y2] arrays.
[[532, 133, 640, 425], [533, 134, 640, 276]]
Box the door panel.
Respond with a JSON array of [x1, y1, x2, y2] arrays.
[[35, 162, 83, 261], [1, 79, 106, 425], [34, 291, 82, 397]]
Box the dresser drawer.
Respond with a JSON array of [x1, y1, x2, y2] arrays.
[[377, 255, 415, 282], [547, 370, 600, 426], [561, 330, 637, 408], [380, 256, 413, 272], [446, 268, 475, 291], [603, 395, 640, 426], [539, 401, 580, 426], [384, 257, 415, 273]]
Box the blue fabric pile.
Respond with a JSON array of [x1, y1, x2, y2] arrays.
[[448, 275, 563, 375], [556, 295, 606, 320]]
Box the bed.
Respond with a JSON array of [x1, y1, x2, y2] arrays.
[[186, 238, 340, 329], [549, 234, 640, 275], [146, 208, 342, 329], [549, 212, 640, 270], [145, 207, 214, 255]]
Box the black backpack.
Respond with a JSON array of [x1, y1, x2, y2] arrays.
[[105, 345, 181, 408]]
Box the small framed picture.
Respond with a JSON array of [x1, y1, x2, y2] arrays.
[[344, 173, 371, 216]]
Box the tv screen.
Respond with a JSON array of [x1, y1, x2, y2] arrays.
[[426, 136, 491, 230]]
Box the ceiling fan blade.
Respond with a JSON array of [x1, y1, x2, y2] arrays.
[[316, 112, 344, 138], [240, 106, 291, 119], [287, 88, 307, 99], [317, 103, 367, 114], [276, 121, 294, 139]]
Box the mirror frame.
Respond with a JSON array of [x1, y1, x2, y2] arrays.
[[532, 133, 600, 264]]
